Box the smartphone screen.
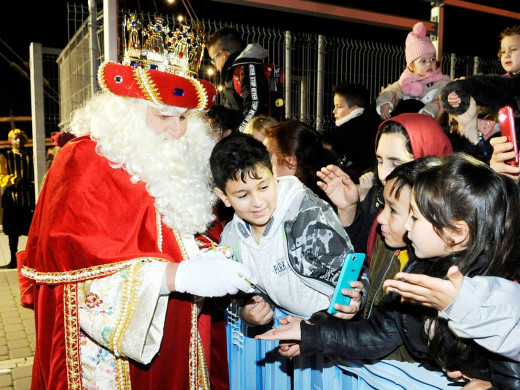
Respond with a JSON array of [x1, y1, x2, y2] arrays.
[[498, 105, 519, 166]]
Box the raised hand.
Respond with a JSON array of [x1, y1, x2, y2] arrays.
[[383, 265, 463, 311], [317, 165, 359, 226], [358, 171, 375, 202]]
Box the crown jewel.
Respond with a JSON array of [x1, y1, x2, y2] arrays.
[[122, 13, 206, 77]]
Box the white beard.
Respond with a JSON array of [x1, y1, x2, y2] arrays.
[[70, 94, 217, 236], [127, 118, 217, 235]]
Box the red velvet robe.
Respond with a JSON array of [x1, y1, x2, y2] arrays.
[[19, 136, 218, 389]]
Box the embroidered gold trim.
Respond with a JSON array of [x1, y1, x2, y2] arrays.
[[159, 214, 209, 388], [111, 262, 143, 357], [135, 66, 162, 105], [64, 284, 82, 389], [197, 334, 210, 389], [115, 358, 132, 390], [188, 77, 207, 110], [97, 62, 110, 94], [189, 306, 211, 389], [156, 210, 163, 252], [21, 257, 167, 284]]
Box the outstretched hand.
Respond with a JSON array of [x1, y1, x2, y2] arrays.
[[172, 252, 256, 297], [256, 315, 304, 357], [256, 315, 303, 341], [382, 266, 464, 311]]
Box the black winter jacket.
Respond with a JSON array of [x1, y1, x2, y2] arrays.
[[299, 254, 520, 389], [220, 44, 269, 132]]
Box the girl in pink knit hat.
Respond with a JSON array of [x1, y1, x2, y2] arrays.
[[376, 22, 450, 121]]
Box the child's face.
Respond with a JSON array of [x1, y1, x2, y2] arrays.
[[411, 53, 437, 77], [500, 34, 520, 74], [376, 178, 410, 248], [404, 194, 447, 259], [376, 133, 414, 185], [333, 94, 355, 121], [216, 164, 278, 234]]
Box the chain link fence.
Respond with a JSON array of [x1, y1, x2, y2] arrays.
[[52, 4, 503, 131]]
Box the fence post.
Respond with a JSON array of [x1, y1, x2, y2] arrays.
[[103, 0, 118, 62], [89, 0, 99, 95], [284, 31, 291, 120], [29, 43, 46, 200], [473, 56, 480, 75], [317, 35, 325, 131], [450, 53, 456, 80]]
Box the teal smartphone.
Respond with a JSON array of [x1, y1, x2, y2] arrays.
[[327, 253, 365, 315]]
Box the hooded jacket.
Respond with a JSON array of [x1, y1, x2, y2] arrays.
[[346, 113, 453, 253], [221, 43, 270, 132], [220, 176, 355, 318]]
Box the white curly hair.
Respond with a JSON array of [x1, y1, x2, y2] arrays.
[[68, 92, 217, 236]]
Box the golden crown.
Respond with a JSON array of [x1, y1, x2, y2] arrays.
[[122, 13, 206, 77]]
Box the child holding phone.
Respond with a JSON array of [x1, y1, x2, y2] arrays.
[[210, 133, 363, 324], [257, 153, 520, 388], [332, 156, 442, 363]]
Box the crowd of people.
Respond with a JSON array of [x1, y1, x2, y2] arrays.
[[5, 19, 520, 390]]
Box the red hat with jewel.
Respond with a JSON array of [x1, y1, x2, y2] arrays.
[[97, 13, 215, 110]]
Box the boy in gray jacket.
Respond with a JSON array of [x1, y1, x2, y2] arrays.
[[210, 133, 363, 325]]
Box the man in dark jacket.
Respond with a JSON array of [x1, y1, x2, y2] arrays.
[[206, 27, 269, 132]]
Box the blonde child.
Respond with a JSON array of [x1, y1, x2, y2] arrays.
[[499, 25, 520, 76], [376, 22, 450, 120], [242, 114, 279, 142]]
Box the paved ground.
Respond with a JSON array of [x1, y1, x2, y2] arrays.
[[0, 233, 33, 390]]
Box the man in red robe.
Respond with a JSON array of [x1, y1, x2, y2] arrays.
[[17, 61, 254, 390]]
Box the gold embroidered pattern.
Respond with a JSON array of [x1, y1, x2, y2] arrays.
[[156, 210, 163, 252], [188, 77, 208, 110], [170, 227, 210, 389], [97, 62, 110, 94], [84, 292, 103, 309], [111, 262, 144, 357], [115, 358, 132, 390], [135, 66, 162, 105], [64, 284, 82, 389], [21, 257, 168, 284]]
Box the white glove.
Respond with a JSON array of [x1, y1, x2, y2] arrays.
[[175, 251, 256, 297]]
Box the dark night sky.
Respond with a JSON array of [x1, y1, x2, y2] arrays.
[[1, 0, 519, 135]]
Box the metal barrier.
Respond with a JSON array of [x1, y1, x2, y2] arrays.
[[226, 305, 456, 390]]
